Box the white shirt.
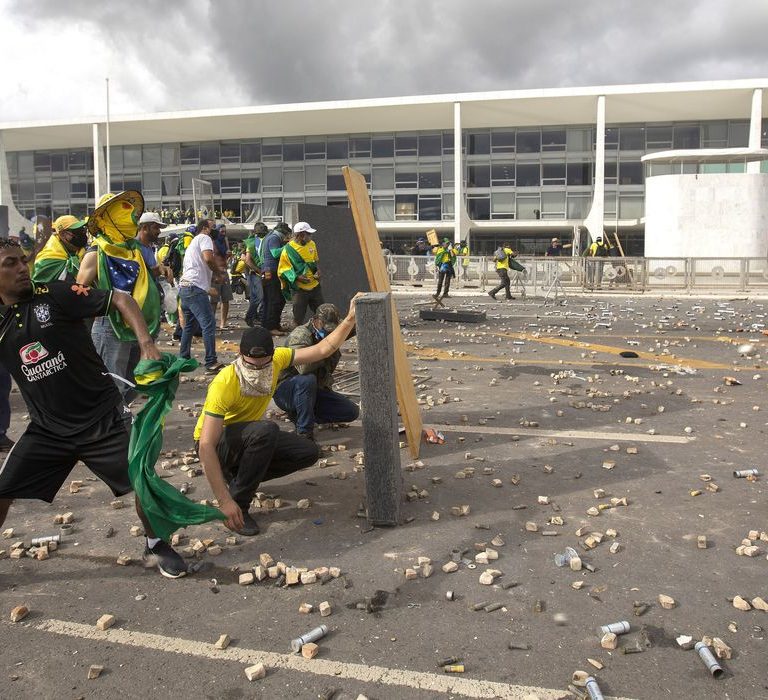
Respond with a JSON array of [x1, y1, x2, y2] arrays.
[[180, 233, 214, 291]]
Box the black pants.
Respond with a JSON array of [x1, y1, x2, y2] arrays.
[[216, 421, 319, 509], [291, 285, 325, 325], [436, 271, 453, 296], [261, 274, 286, 330], [489, 268, 512, 298]]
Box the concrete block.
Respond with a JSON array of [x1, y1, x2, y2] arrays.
[[244, 663, 266, 681], [238, 573, 255, 586], [301, 642, 319, 659], [96, 614, 116, 631], [214, 634, 230, 650], [87, 665, 104, 680], [319, 601, 332, 617]]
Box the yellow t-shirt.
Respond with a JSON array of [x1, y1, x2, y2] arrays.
[[278, 240, 319, 291], [495, 247, 515, 270], [233, 259, 246, 275], [193, 347, 295, 440]]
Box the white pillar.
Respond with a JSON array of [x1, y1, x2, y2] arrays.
[[92, 123, 104, 204], [583, 95, 606, 244], [453, 101, 463, 243], [747, 88, 763, 174]]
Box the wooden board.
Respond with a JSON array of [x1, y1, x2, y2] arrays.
[[426, 229, 438, 246], [297, 203, 369, 315], [343, 166, 423, 458]]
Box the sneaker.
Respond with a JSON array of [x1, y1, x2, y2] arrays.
[[506, 296, 516, 300], [143, 540, 187, 579], [442, 293, 450, 298], [488, 291, 497, 300], [235, 510, 260, 537], [297, 430, 316, 443], [0, 435, 15, 452], [205, 362, 225, 374]]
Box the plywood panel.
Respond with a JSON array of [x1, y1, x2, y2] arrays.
[[343, 166, 423, 458]]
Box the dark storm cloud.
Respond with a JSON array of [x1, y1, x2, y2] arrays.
[[8, 0, 768, 115]]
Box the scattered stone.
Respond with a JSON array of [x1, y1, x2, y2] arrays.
[[301, 642, 320, 659], [87, 665, 104, 680], [601, 632, 618, 650], [442, 561, 458, 574], [752, 597, 768, 612], [244, 663, 266, 681], [239, 572, 255, 586], [658, 594, 676, 610], [299, 603, 314, 614], [697, 535, 708, 549], [319, 601, 332, 617], [95, 614, 116, 631], [676, 634, 695, 650], [733, 595, 752, 611], [10, 605, 29, 623], [712, 637, 732, 660], [214, 634, 230, 650]]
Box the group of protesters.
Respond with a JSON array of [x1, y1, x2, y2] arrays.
[[0, 190, 360, 580]]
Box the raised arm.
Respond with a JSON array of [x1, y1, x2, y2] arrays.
[[292, 296, 358, 367]]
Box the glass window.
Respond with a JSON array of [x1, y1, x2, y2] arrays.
[[491, 192, 515, 217], [18, 153, 34, 175], [541, 130, 566, 151], [619, 194, 643, 219], [262, 166, 282, 190], [199, 142, 219, 165], [350, 137, 371, 158], [604, 190, 617, 217], [542, 163, 566, 184], [418, 195, 441, 220], [467, 132, 490, 155], [604, 161, 617, 184], [124, 178, 142, 192], [142, 145, 161, 167], [162, 144, 179, 168], [220, 178, 240, 193], [305, 163, 326, 187], [491, 162, 515, 186], [604, 128, 619, 148], [567, 162, 592, 186], [143, 172, 161, 192], [180, 144, 200, 164], [517, 131, 541, 154], [327, 170, 346, 190], [122, 147, 141, 170], [284, 169, 304, 192], [467, 196, 490, 220], [619, 161, 643, 185], [541, 191, 566, 219], [51, 153, 68, 172], [646, 126, 673, 148], [181, 171, 195, 192], [728, 161, 746, 173], [620, 127, 644, 151], [567, 128, 591, 152], [419, 167, 441, 189], [373, 198, 394, 221], [283, 143, 304, 161], [701, 121, 728, 147], [261, 142, 282, 161], [372, 166, 394, 190], [241, 143, 261, 163], [673, 125, 700, 149], [305, 141, 326, 160], [262, 197, 282, 218], [242, 177, 260, 194], [491, 131, 515, 153], [442, 131, 455, 155], [69, 150, 88, 170], [305, 195, 327, 206], [70, 177, 88, 196], [516, 163, 540, 187], [372, 137, 394, 158], [728, 121, 749, 147], [442, 194, 455, 217], [516, 195, 540, 220], [395, 165, 417, 188], [220, 142, 240, 163], [395, 135, 417, 156], [467, 164, 489, 188], [442, 159, 455, 185], [18, 180, 35, 200], [395, 194, 417, 220], [52, 179, 69, 200], [418, 134, 441, 157], [34, 152, 50, 171], [35, 180, 51, 196], [162, 175, 179, 196], [327, 196, 348, 207], [326, 140, 349, 160], [567, 194, 590, 219]]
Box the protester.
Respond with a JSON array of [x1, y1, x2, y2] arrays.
[[244, 222, 268, 327], [0, 240, 187, 578], [586, 235, 611, 289], [488, 243, 524, 300], [178, 218, 223, 373], [137, 212, 172, 283], [77, 191, 161, 405], [274, 303, 359, 441], [195, 298, 358, 535], [545, 237, 571, 257], [260, 222, 291, 336], [433, 238, 456, 300], [278, 221, 324, 326], [32, 215, 88, 283]]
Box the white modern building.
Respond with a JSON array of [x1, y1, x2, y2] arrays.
[[1, 78, 767, 255]]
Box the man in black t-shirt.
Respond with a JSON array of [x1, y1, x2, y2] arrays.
[[0, 242, 187, 579]]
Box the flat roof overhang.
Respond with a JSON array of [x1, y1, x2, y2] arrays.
[[641, 147, 768, 164], [1, 79, 767, 151]]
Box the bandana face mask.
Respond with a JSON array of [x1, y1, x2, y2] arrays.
[[233, 355, 274, 397], [96, 200, 139, 243]]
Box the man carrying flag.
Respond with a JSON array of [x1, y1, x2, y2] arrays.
[[32, 215, 89, 283], [278, 221, 325, 326]]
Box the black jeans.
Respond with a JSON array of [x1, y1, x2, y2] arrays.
[[436, 271, 453, 296], [261, 274, 286, 330], [489, 268, 512, 298], [216, 421, 319, 509], [291, 285, 325, 326]]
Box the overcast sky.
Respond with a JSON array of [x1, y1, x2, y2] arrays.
[[1, 0, 766, 123]]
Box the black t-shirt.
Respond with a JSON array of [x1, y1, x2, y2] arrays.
[[0, 281, 123, 436]]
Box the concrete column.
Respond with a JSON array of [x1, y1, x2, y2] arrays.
[[453, 101, 463, 244], [747, 88, 763, 174], [92, 123, 108, 204], [356, 292, 403, 526], [583, 95, 606, 244]]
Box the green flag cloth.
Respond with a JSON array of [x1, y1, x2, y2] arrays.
[[129, 353, 225, 541]]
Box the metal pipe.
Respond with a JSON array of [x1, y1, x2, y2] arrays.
[[695, 641, 724, 678], [585, 676, 605, 700], [105, 77, 111, 191], [290, 624, 328, 653]]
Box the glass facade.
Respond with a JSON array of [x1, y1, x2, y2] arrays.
[[5, 119, 755, 225]]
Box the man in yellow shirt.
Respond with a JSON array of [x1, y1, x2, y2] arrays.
[[488, 243, 519, 300], [277, 221, 324, 326], [195, 298, 357, 535]]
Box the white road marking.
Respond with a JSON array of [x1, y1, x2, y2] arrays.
[[35, 618, 635, 700], [441, 424, 692, 444]]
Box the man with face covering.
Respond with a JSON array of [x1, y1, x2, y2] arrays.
[[77, 191, 161, 404], [195, 296, 359, 536], [260, 222, 291, 336], [274, 303, 359, 440], [33, 215, 89, 283], [277, 221, 324, 326]]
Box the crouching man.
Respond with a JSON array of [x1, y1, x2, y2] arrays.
[[274, 303, 359, 440], [195, 297, 358, 535]]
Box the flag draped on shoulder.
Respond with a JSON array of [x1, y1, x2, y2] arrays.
[[129, 353, 225, 541], [33, 236, 83, 283]]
